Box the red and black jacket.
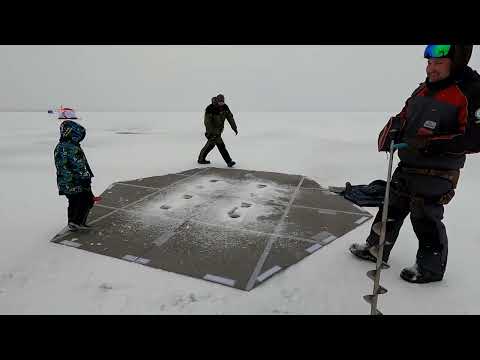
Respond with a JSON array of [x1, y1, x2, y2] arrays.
[[378, 66, 480, 171]]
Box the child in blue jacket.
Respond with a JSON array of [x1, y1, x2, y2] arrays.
[[54, 109, 95, 231]]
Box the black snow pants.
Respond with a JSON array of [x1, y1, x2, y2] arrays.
[[366, 166, 456, 277], [198, 133, 232, 164], [66, 190, 95, 225]]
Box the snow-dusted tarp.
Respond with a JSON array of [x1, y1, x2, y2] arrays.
[[51, 167, 372, 291]]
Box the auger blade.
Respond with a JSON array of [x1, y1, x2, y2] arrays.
[[372, 219, 395, 236], [366, 270, 376, 280], [376, 286, 388, 295], [363, 294, 375, 304], [367, 248, 391, 269], [363, 296, 383, 315]]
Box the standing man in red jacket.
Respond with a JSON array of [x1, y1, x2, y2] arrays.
[[350, 45, 480, 283]]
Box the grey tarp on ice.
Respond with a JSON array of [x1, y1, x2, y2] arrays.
[[51, 167, 372, 291]]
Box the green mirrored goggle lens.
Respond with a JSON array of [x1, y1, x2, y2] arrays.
[[424, 44, 452, 58]]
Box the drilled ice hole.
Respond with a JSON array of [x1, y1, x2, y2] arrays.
[[228, 207, 241, 219]]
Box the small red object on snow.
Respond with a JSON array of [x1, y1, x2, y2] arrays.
[[94, 196, 102, 203]]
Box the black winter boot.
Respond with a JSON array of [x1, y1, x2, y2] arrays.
[[349, 243, 390, 268], [400, 264, 443, 284]]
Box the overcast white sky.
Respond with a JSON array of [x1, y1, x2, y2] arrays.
[[1, 45, 478, 112]]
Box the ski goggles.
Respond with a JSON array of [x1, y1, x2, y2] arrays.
[[424, 44, 452, 59]]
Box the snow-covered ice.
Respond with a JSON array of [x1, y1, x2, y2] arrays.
[[1, 111, 480, 314]]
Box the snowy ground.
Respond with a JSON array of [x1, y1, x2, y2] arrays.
[[1, 111, 480, 314]]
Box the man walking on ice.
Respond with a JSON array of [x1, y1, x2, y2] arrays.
[[198, 94, 238, 167]]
